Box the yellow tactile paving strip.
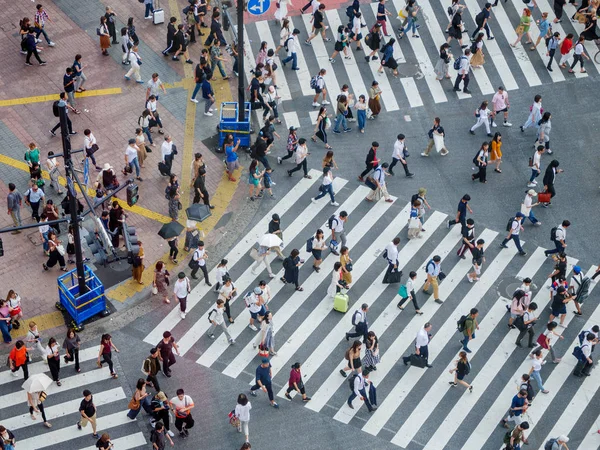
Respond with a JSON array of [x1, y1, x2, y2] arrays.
[[0, 88, 122, 107]]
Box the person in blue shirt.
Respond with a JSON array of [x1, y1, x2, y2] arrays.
[[224, 136, 240, 182], [24, 27, 46, 66], [501, 390, 529, 428], [545, 32, 560, 71], [201, 78, 215, 117], [378, 39, 399, 77], [249, 359, 279, 408]]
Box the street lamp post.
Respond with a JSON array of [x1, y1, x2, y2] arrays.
[[237, 0, 245, 122]]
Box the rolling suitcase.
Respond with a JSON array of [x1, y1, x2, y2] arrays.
[[153, 0, 165, 25], [333, 291, 349, 313]]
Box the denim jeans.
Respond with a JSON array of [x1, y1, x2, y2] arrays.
[[530, 370, 545, 391], [191, 82, 202, 100], [546, 239, 564, 256], [282, 52, 298, 70], [144, 3, 154, 17], [462, 332, 475, 350], [142, 127, 153, 145], [315, 183, 335, 202], [35, 25, 51, 44], [257, 155, 272, 171], [129, 157, 140, 177], [0, 320, 12, 343], [502, 235, 524, 253], [333, 113, 348, 132], [526, 211, 539, 224], [127, 395, 152, 419], [42, 231, 49, 252], [357, 109, 366, 130], [529, 168, 540, 183], [211, 59, 227, 78], [403, 17, 417, 34]]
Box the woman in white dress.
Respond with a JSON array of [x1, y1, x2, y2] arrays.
[[276, 18, 291, 53], [274, 0, 293, 23]]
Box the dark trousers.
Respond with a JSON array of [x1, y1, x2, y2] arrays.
[[100, 351, 115, 374], [472, 22, 491, 39], [289, 159, 308, 176], [175, 414, 194, 432], [281, 150, 294, 161], [574, 356, 593, 375], [457, 242, 474, 257], [472, 165, 487, 182], [12, 362, 29, 380], [152, 408, 170, 430], [516, 327, 535, 346], [30, 201, 41, 222], [51, 116, 73, 134], [360, 163, 373, 179], [30, 402, 47, 422], [546, 239, 564, 256], [448, 215, 466, 228], [346, 322, 368, 342], [571, 53, 584, 69], [177, 296, 187, 313], [397, 290, 420, 310], [46, 250, 66, 268], [348, 387, 373, 411], [403, 345, 428, 364], [502, 234, 524, 253], [191, 264, 209, 283], [108, 23, 118, 43], [26, 48, 43, 64], [224, 299, 232, 320], [162, 352, 175, 375], [168, 240, 178, 259], [64, 347, 80, 372], [547, 48, 556, 69], [47, 356, 60, 381], [250, 381, 274, 401], [286, 385, 306, 395], [257, 155, 272, 170], [147, 373, 161, 392], [193, 189, 210, 206], [454, 73, 470, 90], [389, 157, 410, 175]]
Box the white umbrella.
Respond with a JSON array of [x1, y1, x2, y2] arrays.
[[22, 373, 53, 393], [258, 234, 282, 248]]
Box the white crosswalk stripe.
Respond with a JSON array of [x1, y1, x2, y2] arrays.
[[143, 172, 598, 449], [242, 0, 597, 113], [0, 345, 146, 449]]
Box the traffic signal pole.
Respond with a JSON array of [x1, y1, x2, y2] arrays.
[[237, 0, 245, 122], [59, 105, 88, 295]]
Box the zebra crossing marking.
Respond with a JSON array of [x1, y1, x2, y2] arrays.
[[80, 433, 147, 450], [256, 21, 293, 102]]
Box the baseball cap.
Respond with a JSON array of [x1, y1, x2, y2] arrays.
[[254, 287, 263, 295]]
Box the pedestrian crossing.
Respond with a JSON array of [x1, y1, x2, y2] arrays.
[[140, 170, 600, 449], [0, 346, 146, 450], [242, 0, 598, 120]]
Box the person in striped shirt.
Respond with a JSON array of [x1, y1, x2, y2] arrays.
[[34, 4, 55, 46]]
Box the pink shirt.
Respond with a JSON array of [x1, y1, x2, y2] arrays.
[[492, 91, 508, 111]]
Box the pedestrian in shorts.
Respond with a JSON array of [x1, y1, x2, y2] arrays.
[[466, 239, 485, 283]]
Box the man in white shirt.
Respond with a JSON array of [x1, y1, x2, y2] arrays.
[[521, 190, 541, 226], [246, 287, 267, 331], [83, 129, 101, 171], [281, 28, 301, 71], [329, 211, 348, 254], [287, 137, 311, 178], [124, 138, 142, 180], [190, 241, 211, 285], [515, 302, 537, 347], [382, 237, 401, 283], [500, 213, 527, 256], [402, 322, 433, 368], [169, 389, 195, 437], [345, 303, 369, 342], [527, 145, 545, 188], [347, 371, 376, 412], [311, 166, 338, 206], [146, 73, 166, 102], [453, 48, 472, 94], [366, 162, 394, 203], [545, 220, 570, 257], [490, 86, 512, 127], [173, 272, 191, 319], [574, 333, 595, 377], [388, 134, 413, 177], [258, 280, 272, 306], [311, 68, 330, 107], [146, 95, 165, 133], [207, 299, 234, 343], [161, 135, 175, 174]]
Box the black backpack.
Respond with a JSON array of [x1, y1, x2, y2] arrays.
[[550, 226, 557, 241], [457, 315, 468, 332], [52, 101, 60, 117], [411, 193, 419, 204], [472, 149, 481, 166], [470, 41, 479, 54], [207, 309, 217, 323], [351, 310, 360, 326], [475, 11, 485, 24], [348, 373, 358, 391], [506, 217, 514, 232], [458, 360, 470, 375], [544, 439, 558, 450], [327, 215, 337, 230]]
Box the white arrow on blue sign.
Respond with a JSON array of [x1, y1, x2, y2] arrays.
[[247, 0, 271, 15]]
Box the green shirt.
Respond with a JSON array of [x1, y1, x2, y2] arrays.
[[464, 316, 478, 336], [25, 147, 40, 165]]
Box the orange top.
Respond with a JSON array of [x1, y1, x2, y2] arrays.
[[9, 346, 27, 366]]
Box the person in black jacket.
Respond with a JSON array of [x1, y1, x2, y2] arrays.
[[24, 27, 45, 66], [205, 11, 227, 46], [358, 142, 379, 181], [105, 6, 119, 44], [162, 17, 177, 55], [172, 24, 193, 63], [541, 159, 562, 206]]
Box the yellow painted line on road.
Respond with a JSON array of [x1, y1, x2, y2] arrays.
[[0, 154, 171, 224], [0, 88, 122, 107], [10, 311, 65, 337]]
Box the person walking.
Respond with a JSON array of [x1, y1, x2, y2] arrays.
[[529, 349, 550, 393], [449, 351, 473, 391], [469, 33, 485, 69], [281, 28, 301, 70], [7, 183, 23, 229], [340, 246, 353, 287], [285, 362, 311, 402], [235, 394, 252, 444], [569, 35, 589, 74], [402, 322, 433, 367], [366, 162, 394, 203], [62, 328, 81, 373], [448, 194, 472, 229], [533, 321, 563, 363], [548, 284, 571, 328], [173, 272, 191, 320], [545, 436, 570, 450], [457, 218, 475, 260], [62, 67, 77, 109], [281, 249, 303, 291], [367, 80, 383, 119], [311, 106, 332, 149], [362, 331, 380, 372], [511, 9, 533, 48], [559, 33, 573, 68], [329, 25, 350, 63], [388, 134, 413, 177], [545, 220, 569, 256], [520, 94, 543, 133], [305, 4, 330, 45], [453, 48, 472, 94], [355, 94, 367, 133], [573, 332, 594, 377], [28, 389, 51, 428], [77, 389, 98, 438], [46, 337, 62, 385], [9, 340, 29, 380], [422, 117, 449, 156], [447, 8, 467, 49], [127, 379, 153, 420], [97, 333, 119, 379], [153, 261, 171, 305], [536, 111, 553, 154], [157, 331, 180, 378], [25, 183, 45, 222], [546, 31, 560, 71], [527, 145, 545, 188], [378, 38, 399, 77], [472, 3, 494, 40], [382, 238, 401, 283], [245, 287, 267, 331], [73, 54, 87, 93], [254, 311, 275, 355], [541, 159, 563, 206], [347, 371, 377, 412], [515, 302, 538, 347], [505, 422, 530, 449], [250, 359, 279, 408], [489, 132, 503, 173], [124, 45, 143, 83], [423, 255, 443, 304], [142, 347, 162, 392], [311, 167, 339, 206], [434, 43, 452, 80], [461, 308, 480, 353], [490, 87, 512, 128], [311, 68, 329, 107], [208, 299, 235, 344], [467, 239, 486, 282], [287, 138, 311, 179], [397, 271, 423, 314], [471, 142, 489, 183], [328, 211, 348, 255], [190, 241, 211, 285], [470, 101, 493, 136], [251, 245, 275, 278], [376, 0, 393, 36], [358, 142, 380, 182], [340, 340, 363, 377], [43, 232, 67, 272], [500, 213, 527, 256], [345, 303, 369, 343], [332, 94, 351, 134], [26, 321, 45, 361], [124, 138, 143, 181]]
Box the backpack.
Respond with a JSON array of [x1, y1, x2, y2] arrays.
[[506, 217, 515, 232], [327, 215, 338, 230], [424, 259, 435, 274], [364, 33, 372, 45], [351, 310, 361, 326], [470, 41, 479, 54], [306, 237, 314, 253], [346, 4, 354, 19], [183, 5, 191, 14], [284, 36, 293, 52], [514, 315, 526, 331], [447, 6, 453, 15], [572, 344, 587, 361], [544, 439, 558, 450], [458, 360, 470, 375], [310, 75, 319, 90], [52, 101, 60, 117], [411, 193, 419, 204], [550, 226, 557, 241], [475, 11, 485, 24], [457, 315, 468, 332], [207, 308, 217, 323], [503, 430, 512, 445], [453, 56, 464, 71], [250, 141, 258, 159], [472, 149, 481, 166], [348, 372, 358, 391]]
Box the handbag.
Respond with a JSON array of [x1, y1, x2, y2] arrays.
[[410, 354, 427, 368], [536, 332, 549, 349], [90, 144, 100, 155], [56, 244, 66, 256], [538, 192, 551, 203], [345, 262, 353, 272], [408, 217, 421, 229], [128, 396, 141, 410], [228, 410, 241, 427], [152, 286, 158, 295], [39, 391, 47, 402], [365, 177, 377, 190], [249, 247, 259, 261], [515, 24, 524, 34], [398, 284, 408, 298]]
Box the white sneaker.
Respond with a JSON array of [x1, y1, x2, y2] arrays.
[[190, 98, 198, 103], [269, 273, 276, 278], [209, 108, 214, 112], [249, 324, 258, 331], [150, 419, 156, 428], [312, 102, 320, 107], [180, 311, 186, 319], [11, 371, 19, 377], [167, 431, 175, 437], [229, 339, 235, 345], [311, 198, 317, 204], [322, 100, 331, 105], [330, 201, 339, 206], [204, 112, 213, 116], [48, 42, 56, 47], [503, 122, 513, 127], [527, 183, 536, 188], [145, 16, 153, 19], [491, 122, 497, 128], [36, 38, 42, 43], [277, 156, 282, 164], [420, 152, 429, 157], [532, 180, 538, 184], [467, 275, 474, 283]]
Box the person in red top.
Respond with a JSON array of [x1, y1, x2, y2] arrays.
[[284, 362, 311, 402], [97, 334, 119, 379], [559, 33, 574, 69], [9, 340, 29, 380]]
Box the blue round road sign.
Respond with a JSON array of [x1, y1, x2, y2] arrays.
[[248, 0, 271, 15]]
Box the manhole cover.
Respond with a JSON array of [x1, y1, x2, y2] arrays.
[[497, 278, 538, 300]]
